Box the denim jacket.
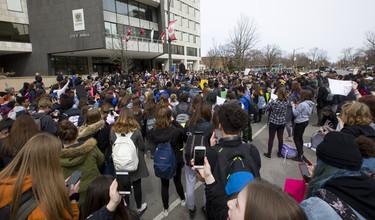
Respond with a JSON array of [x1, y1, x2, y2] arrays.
[[300, 197, 366, 220]]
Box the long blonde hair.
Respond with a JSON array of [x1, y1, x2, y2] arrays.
[[112, 108, 140, 134], [0, 133, 73, 219]]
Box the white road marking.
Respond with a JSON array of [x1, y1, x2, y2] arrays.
[[153, 124, 267, 219]]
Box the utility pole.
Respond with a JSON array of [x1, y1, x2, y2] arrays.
[[167, 0, 172, 81]]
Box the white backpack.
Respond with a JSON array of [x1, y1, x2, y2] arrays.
[[112, 132, 139, 172]]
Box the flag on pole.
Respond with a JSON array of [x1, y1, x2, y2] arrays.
[[126, 26, 131, 43], [160, 31, 165, 46], [167, 20, 177, 41], [139, 27, 144, 35], [150, 29, 154, 41]]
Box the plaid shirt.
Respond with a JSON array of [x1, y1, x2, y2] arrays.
[[267, 100, 289, 125]]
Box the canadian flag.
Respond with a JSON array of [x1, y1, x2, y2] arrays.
[[167, 20, 177, 41], [139, 27, 144, 35], [160, 31, 165, 46], [126, 26, 131, 43], [127, 26, 131, 36]]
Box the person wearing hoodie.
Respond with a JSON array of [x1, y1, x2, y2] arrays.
[[172, 93, 190, 119], [300, 132, 375, 219], [59, 93, 81, 126], [150, 108, 186, 217], [30, 98, 57, 135], [57, 120, 104, 205], [291, 90, 314, 162]]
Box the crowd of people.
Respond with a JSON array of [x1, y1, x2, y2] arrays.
[[0, 67, 374, 219]]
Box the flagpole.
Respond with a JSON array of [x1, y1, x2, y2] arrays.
[[167, 0, 173, 82]]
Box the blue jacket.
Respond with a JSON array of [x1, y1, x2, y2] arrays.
[[239, 93, 252, 113], [292, 100, 314, 123]]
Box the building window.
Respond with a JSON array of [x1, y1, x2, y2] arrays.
[[104, 22, 117, 37], [128, 0, 139, 17], [6, 0, 22, 12], [187, 47, 197, 56], [171, 45, 184, 55], [103, 0, 116, 12], [0, 21, 30, 43], [116, 0, 129, 16], [138, 3, 147, 20]]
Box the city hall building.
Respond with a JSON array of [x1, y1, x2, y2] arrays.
[[0, 0, 201, 76]]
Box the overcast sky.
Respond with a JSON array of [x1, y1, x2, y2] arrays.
[[200, 0, 375, 62]]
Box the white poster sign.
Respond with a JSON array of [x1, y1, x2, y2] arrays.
[[244, 68, 250, 76], [216, 96, 226, 105], [328, 79, 352, 96], [72, 9, 85, 31]]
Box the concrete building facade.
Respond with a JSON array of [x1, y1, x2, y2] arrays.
[[0, 0, 200, 76]]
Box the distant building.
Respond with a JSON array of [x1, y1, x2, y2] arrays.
[[0, 0, 201, 76]]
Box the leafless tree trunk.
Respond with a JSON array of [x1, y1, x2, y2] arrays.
[[228, 14, 258, 71], [107, 34, 134, 74], [262, 44, 282, 70]]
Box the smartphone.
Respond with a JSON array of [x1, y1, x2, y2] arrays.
[[215, 129, 222, 141], [298, 163, 311, 183], [116, 171, 131, 195], [66, 170, 83, 191], [193, 146, 206, 168]]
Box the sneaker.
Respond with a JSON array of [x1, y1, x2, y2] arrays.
[[137, 203, 147, 216], [291, 156, 303, 162], [162, 209, 169, 217], [284, 136, 293, 142], [189, 206, 196, 219], [263, 153, 271, 158], [181, 199, 186, 207]]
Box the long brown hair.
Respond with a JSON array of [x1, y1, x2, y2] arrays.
[[84, 108, 102, 125], [188, 100, 212, 126], [81, 175, 130, 220], [154, 108, 172, 129], [1, 114, 39, 158], [244, 180, 307, 219], [112, 108, 140, 134], [0, 133, 73, 219]]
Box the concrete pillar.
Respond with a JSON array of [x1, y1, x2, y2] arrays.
[[193, 59, 199, 71], [87, 57, 93, 74]]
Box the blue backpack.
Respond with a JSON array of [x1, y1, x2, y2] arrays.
[[257, 96, 267, 109], [153, 141, 177, 179]]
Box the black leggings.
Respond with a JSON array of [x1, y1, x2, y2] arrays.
[[161, 162, 185, 209], [124, 179, 142, 209], [267, 123, 285, 155], [293, 121, 309, 157]]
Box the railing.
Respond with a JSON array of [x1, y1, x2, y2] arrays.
[[105, 34, 164, 54]]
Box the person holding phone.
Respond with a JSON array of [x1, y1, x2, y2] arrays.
[[58, 120, 104, 205], [110, 108, 149, 216], [0, 133, 80, 219], [183, 97, 213, 218]]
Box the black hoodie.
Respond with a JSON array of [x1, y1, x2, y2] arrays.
[[324, 175, 375, 219], [150, 120, 184, 163], [341, 124, 375, 141]]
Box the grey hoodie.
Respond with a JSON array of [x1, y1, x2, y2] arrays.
[[293, 100, 315, 123]]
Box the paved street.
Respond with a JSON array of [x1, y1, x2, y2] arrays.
[[135, 113, 320, 220]]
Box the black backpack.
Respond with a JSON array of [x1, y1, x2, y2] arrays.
[[184, 122, 212, 166], [0, 189, 37, 219], [213, 142, 261, 196]]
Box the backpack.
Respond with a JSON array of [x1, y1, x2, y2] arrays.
[[281, 143, 298, 159], [175, 104, 190, 125], [326, 87, 334, 102], [0, 189, 37, 220], [213, 143, 260, 196], [257, 95, 267, 109], [34, 114, 47, 131], [112, 132, 139, 172], [184, 121, 213, 166], [153, 141, 177, 179], [242, 96, 258, 115]]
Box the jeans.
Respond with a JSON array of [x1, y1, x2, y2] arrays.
[[293, 121, 309, 157], [184, 165, 206, 210], [161, 162, 185, 209], [267, 123, 285, 155]]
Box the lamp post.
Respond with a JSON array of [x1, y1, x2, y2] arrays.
[[292, 47, 303, 71], [167, 0, 172, 81]]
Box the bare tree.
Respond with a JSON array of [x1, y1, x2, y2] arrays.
[[364, 30, 375, 65], [228, 14, 258, 71], [307, 47, 319, 63], [262, 44, 282, 70], [365, 31, 375, 51], [107, 34, 134, 74], [206, 39, 221, 70]]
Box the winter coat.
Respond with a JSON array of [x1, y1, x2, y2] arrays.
[[30, 112, 57, 135], [78, 120, 111, 155], [0, 175, 79, 219], [60, 108, 81, 126], [293, 100, 314, 124], [150, 121, 184, 164], [60, 138, 104, 204], [109, 129, 149, 182]]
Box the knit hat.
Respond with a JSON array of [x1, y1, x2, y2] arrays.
[[316, 131, 362, 171]]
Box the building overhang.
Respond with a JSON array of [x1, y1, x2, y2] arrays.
[[0, 42, 32, 56]]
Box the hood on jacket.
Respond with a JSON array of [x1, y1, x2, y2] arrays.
[[62, 108, 80, 117], [0, 175, 32, 208], [60, 138, 97, 167], [151, 127, 175, 144], [78, 120, 105, 139], [324, 175, 375, 219], [341, 124, 375, 140], [31, 112, 47, 119]]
